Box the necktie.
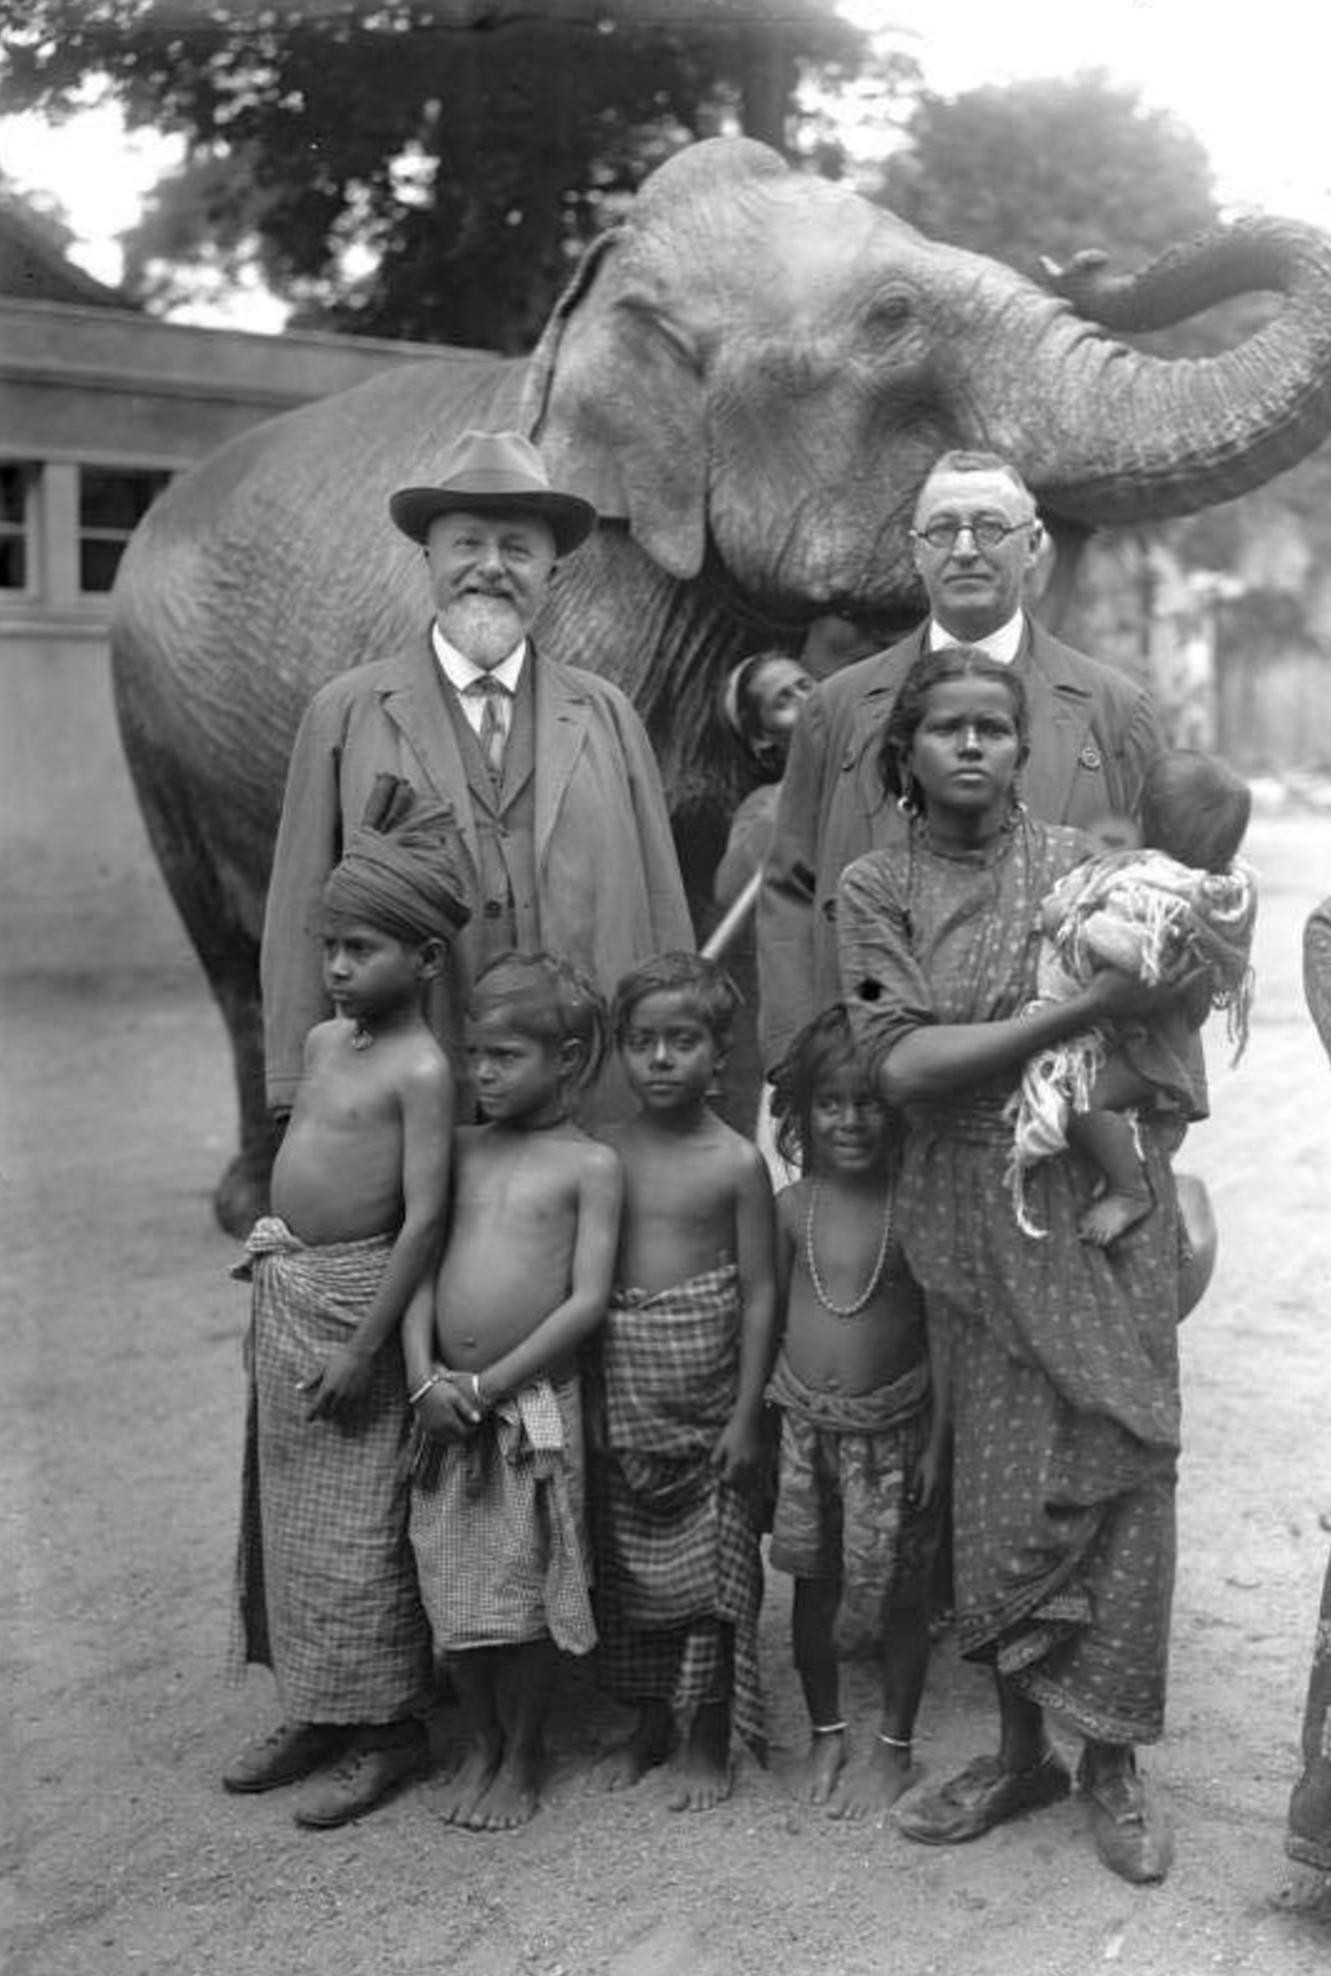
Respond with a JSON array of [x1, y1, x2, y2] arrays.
[[467, 674, 510, 781]]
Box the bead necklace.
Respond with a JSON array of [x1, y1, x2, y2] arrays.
[[804, 1179, 895, 1319]]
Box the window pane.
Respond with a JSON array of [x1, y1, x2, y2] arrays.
[[79, 469, 169, 531], [80, 538, 125, 593], [0, 536, 26, 589], [0, 463, 31, 527]]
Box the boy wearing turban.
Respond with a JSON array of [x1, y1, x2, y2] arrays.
[[225, 782, 469, 1828]]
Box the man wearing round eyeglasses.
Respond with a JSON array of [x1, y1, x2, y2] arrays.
[[758, 448, 1162, 1068]]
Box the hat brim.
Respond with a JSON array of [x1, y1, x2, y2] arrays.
[[389, 486, 597, 557]]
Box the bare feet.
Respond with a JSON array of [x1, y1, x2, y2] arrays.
[[432, 1742, 500, 1825], [667, 1702, 732, 1813], [460, 1744, 543, 1831], [1079, 1189, 1153, 1247], [796, 1727, 846, 1806], [595, 1704, 673, 1792], [830, 1736, 913, 1822]]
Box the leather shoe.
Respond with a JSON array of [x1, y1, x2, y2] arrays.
[[896, 1749, 1072, 1845], [222, 1721, 349, 1794], [293, 1729, 428, 1829], [1079, 1754, 1173, 1884]]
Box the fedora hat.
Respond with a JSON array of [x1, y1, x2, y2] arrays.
[[389, 429, 597, 557]]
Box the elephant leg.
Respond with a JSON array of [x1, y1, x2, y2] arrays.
[[116, 721, 279, 1234]]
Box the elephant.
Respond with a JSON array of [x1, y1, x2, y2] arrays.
[[110, 133, 1331, 1232]]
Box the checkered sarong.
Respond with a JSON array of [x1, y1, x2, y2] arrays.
[[228, 1216, 432, 1721], [409, 1375, 595, 1656], [589, 1264, 765, 1754]]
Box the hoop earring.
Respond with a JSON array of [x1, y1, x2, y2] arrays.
[[896, 772, 919, 817]]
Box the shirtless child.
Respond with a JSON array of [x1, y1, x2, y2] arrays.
[[225, 791, 467, 1829], [767, 1004, 947, 1819], [405, 953, 622, 1833], [591, 952, 777, 1811]]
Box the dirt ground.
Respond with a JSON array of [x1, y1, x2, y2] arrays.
[[6, 810, 1331, 1976]]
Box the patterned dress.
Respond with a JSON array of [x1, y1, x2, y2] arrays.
[[837, 816, 1182, 1745]]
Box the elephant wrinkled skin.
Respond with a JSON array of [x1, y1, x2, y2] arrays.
[[110, 135, 1331, 1230]]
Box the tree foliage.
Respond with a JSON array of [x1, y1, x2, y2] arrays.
[[876, 70, 1220, 282], [0, 0, 866, 348]]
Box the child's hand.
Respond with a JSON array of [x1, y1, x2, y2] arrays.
[[712, 1414, 762, 1492], [911, 1435, 948, 1510], [302, 1343, 373, 1422], [414, 1373, 484, 1443]]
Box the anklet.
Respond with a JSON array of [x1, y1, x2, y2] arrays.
[[812, 1720, 848, 1735], [877, 1731, 911, 1750]]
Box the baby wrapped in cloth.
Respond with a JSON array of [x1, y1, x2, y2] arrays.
[[1008, 845, 1256, 1234]]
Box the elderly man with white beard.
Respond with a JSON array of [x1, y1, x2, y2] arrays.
[[261, 429, 692, 1124]]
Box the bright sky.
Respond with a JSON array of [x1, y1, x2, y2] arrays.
[[0, 2, 1327, 329]]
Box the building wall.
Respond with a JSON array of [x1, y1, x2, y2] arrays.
[[0, 298, 452, 975]]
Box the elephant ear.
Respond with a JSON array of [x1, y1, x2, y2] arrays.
[[524, 227, 707, 580]]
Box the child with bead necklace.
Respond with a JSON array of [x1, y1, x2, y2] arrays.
[[767, 1004, 948, 1818]]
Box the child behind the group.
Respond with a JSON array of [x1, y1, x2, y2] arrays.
[[713, 650, 814, 913], [767, 1005, 947, 1816], [1010, 748, 1256, 1244], [226, 782, 468, 1829], [405, 952, 622, 1834], [590, 952, 777, 1812]]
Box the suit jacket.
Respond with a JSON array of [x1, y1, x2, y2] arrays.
[[262, 634, 693, 1111], [756, 617, 1163, 1069]]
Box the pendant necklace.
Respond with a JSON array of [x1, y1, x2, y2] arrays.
[[350, 1022, 375, 1051], [804, 1180, 895, 1319]]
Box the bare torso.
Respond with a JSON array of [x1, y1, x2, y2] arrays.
[[777, 1177, 926, 1396], [272, 1017, 444, 1243], [434, 1121, 600, 1383], [604, 1110, 753, 1295]]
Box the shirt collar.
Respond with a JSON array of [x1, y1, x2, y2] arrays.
[[432, 621, 526, 693], [927, 609, 1025, 665]]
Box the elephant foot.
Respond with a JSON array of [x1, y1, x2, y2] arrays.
[[214, 1153, 273, 1238]]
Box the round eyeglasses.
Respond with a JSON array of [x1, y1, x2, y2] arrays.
[[912, 517, 1034, 552]]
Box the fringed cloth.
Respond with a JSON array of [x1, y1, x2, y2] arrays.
[[409, 1374, 596, 1657], [229, 1215, 432, 1722], [588, 1263, 765, 1757], [1008, 848, 1257, 1234], [1288, 1545, 1331, 1868], [767, 1353, 939, 1654]]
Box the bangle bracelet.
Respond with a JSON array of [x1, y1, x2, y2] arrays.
[[408, 1369, 447, 1407], [469, 1371, 487, 1410]]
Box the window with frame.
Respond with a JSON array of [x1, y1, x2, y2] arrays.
[[0, 463, 37, 591], [78, 468, 171, 593]]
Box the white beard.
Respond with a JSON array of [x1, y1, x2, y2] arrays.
[[440, 594, 526, 668]]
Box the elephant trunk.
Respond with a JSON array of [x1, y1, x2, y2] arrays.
[[995, 216, 1331, 524]]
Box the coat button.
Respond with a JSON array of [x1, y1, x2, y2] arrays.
[[1079, 742, 1102, 770]]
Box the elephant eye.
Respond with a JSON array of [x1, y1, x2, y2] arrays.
[[867, 292, 913, 333]]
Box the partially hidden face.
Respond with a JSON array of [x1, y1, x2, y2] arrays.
[[750, 657, 814, 754], [907, 674, 1025, 831], [464, 1006, 567, 1124], [321, 916, 431, 1026], [426, 509, 558, 668], [618, 988, 721, 1112], [809, 1063, 890, 1178], [910, 466, 1041, 639]]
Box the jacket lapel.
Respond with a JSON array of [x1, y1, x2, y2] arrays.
[[1019, 621, 1096, 823], [533, 649, 589, 868], [377, 637, 482, 872]]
